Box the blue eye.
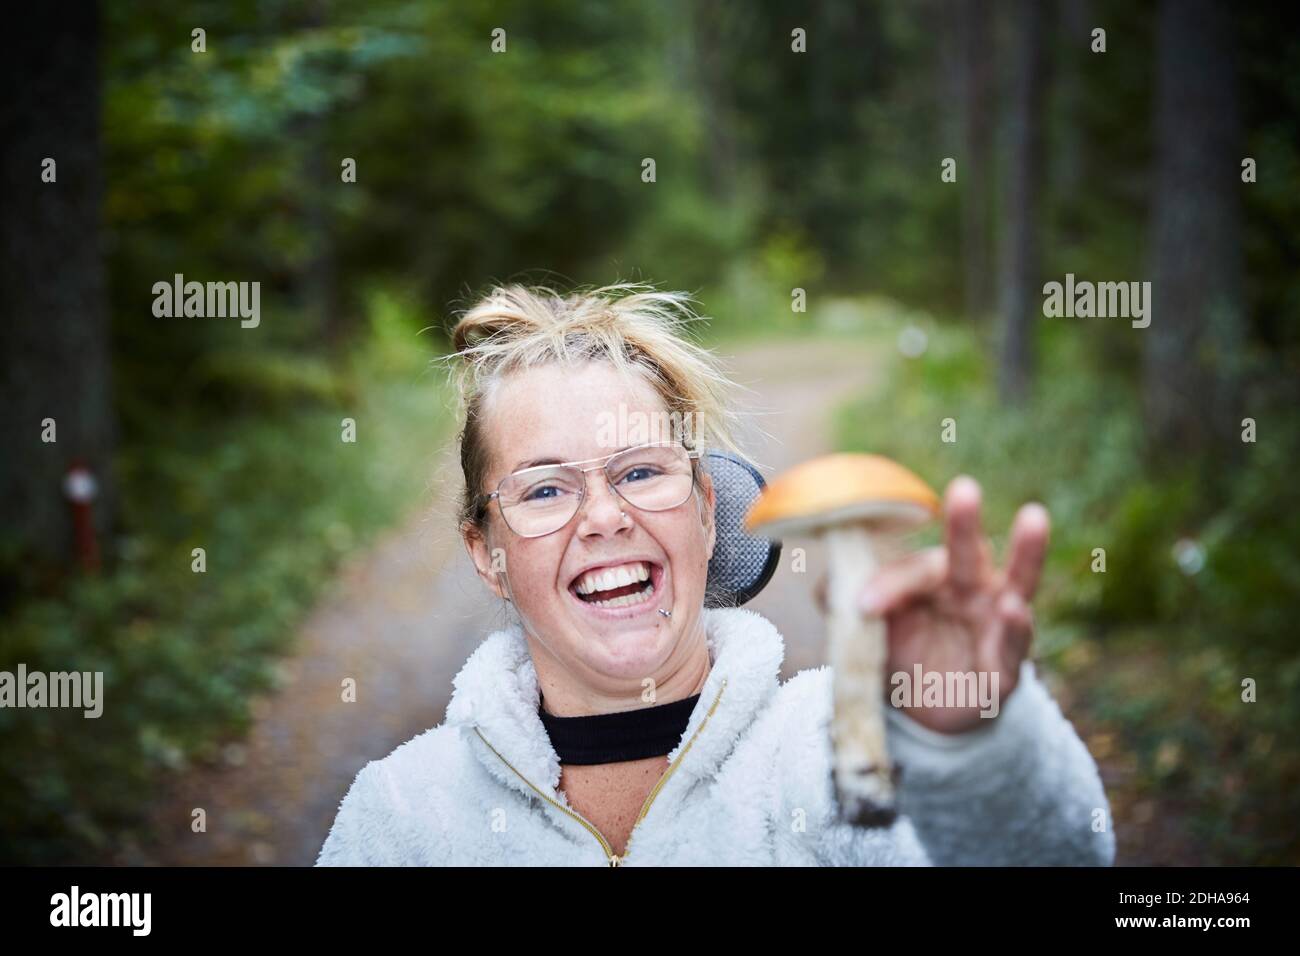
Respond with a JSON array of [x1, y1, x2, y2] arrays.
[[620, 466, 660, 484], [523, 484, 565, 502]]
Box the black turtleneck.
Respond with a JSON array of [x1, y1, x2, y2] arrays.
[[538, 691, 702, 765]]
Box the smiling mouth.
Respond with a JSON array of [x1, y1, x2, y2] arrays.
[[569, 561, 663, 611]]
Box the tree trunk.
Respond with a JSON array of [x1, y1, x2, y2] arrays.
[[1055, 0, 1089, 199], [960, 0, 994, 321], [1144, 0, 1245, 462], [997, 0, 1048, 405], [0, 0, 116, 582], [297, 0, 342, 348], [691, 0, 741, 202]]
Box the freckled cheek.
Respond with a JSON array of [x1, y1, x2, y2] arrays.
[[665, 521, 710, 593], [508, 541, 566, 603]]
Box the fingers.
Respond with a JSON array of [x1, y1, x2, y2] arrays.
[[858, 545, 947, 616], [975, 590, 1034, 691], [998, 589, 1034, 666], [1004, 502, 1051, 603], [944, 475, 991, 593]]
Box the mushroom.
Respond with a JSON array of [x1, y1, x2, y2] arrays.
[[745, 453, 939, 827]]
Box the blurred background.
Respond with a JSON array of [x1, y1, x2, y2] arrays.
[[1, 0, 1297, 865]]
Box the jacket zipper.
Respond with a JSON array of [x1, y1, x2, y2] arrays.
[[474, 678, 728, 866]]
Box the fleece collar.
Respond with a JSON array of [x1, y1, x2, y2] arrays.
[[445, 606, 785, 805]]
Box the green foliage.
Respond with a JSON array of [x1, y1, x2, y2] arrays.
[[11, 0, 1295, 865], [0, 293, 448, 863], [192, 347, 357, 409]]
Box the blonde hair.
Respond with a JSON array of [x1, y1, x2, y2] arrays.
[[438, 281, 752, 533]]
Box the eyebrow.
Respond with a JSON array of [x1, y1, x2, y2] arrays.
[[509, 446, 638, 472], [510, 456, 563, 471]]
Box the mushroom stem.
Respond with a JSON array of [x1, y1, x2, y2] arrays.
[[824, 524, 897, 827]]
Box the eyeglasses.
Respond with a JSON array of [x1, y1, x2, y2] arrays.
[[477, 441, 704, 538]]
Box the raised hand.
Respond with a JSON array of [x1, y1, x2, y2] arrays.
[[854, 475, 1050, 734]]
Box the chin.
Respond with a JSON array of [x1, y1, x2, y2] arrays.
[[576, 621, 680, 681]]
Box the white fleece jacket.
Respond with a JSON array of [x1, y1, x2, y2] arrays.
[[316, 606, 1116, 867]]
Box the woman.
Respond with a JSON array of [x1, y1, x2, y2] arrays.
[[316, 283, 1115, 867]]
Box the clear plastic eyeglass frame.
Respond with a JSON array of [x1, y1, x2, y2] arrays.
[[477, 440, 704, 538]]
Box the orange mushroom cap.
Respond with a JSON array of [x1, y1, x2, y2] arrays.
[[744, 453, 940, 540]]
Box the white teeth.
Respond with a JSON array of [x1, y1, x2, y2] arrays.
[[587, 582, 655, 609], [575, 561, 651, 596]]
